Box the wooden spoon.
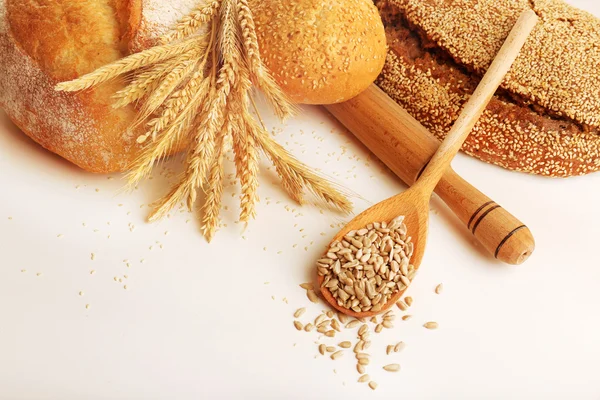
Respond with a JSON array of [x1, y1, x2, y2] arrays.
[[318, 9, 539, 317]]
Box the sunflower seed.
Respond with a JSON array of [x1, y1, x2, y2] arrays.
[[307, 289, 319, 303], [304, 323, 314, 332], [338, 341, 351, 349], [396, 300, 408, 311], [331, 351, 344, 360], [345, 320, 360, 329], [358, 324, 368, 336], [315, 314, 326, 325], [402, 315, 412, 321], [368, 381, 378, 390], [357, 364, 365, 374], [358, 358, 370, 366], [424, 322, 438, 330], [326, 346, 336, 353], [331, 319, 341, 332], [319, 344, 326, 355], [435, 283, 443, 294], [358, 374, 370, 383], [353, 341, 364, 353], [394, 342, 406, 352], [383, 363, 400, 372], [375, 324, 383, 333], [294, 321, 303, 331], [405, 296, 413, 306], [338, 313, 349, 324], [294, 308, 306, 318], [382, 321, 393, 329], [386, 345, 394, 355], [325, 330, 336, 337]]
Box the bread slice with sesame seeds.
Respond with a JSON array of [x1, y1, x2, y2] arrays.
[[375, 0, 600, 177]]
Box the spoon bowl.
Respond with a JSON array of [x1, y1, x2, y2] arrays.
[[318, 185, 430, 317]]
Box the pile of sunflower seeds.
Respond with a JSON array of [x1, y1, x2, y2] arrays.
[[317, 216, 415, 313]]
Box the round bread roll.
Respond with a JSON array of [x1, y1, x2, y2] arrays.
[[252, 0, 387, 105], [0, 0, 386, 173]]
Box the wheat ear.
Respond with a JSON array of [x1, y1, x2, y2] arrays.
[[55, 38, 199, 92], [160, 0, 222, 44], [237, 0, 296, 120], [250, 121, 352, 213], [201, 111, 230, 242], [112, 61, 172, 109], [126, 74, 211, 187]]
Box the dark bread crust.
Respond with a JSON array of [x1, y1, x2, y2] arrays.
[[375, 0, 600, 177]]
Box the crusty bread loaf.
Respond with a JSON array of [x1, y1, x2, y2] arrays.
[[375, 0, 600, 177], [0, 0, 145, 173], [0, 0, 387, 173], [251, 0, 387, 105]]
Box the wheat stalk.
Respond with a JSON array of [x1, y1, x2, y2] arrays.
[[160, 0, 222, 44], [201, 108, 230, 241], [237, 0, 296, 120], [55, 38, 199, 92]]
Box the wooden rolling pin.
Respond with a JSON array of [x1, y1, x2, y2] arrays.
[[325, 84, 535, 265]]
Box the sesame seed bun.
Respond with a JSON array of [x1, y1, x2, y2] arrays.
[[252, 0, 387, 105]]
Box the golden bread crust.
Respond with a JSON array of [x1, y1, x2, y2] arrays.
[[0, 0, 144, 173]]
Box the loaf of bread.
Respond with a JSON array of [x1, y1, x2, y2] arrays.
[[375, 0, 600, 177], [0, 0, 386, 173]]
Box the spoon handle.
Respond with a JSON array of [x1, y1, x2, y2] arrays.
[[416, 9, 539, 195]]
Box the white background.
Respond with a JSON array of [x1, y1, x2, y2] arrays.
[[1, 1, 599, 398]]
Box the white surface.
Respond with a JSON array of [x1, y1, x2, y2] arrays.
[[2, 2, 600, 399]]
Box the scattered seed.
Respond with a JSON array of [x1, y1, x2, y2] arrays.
[[300, 283, 313, 290], [435, 283, 443, 294], [294, 321, 303, 331], [294, 308, 306, 318], [358, 324, 368, 336], [304, 323, 314, 332], [357, 364, 365, 374], [386, 345, 394, 355], [396, 301, 408, 311], [368, 381, 378, 390], [338, 313, 349, 324], [358, 374, 370, 383], [90, 253, 96, 261], [375, 324, 383, 333], [331, 351, 344, 360], [382, 321, 393, 329], [383, 363, 401, 372], [402, 315, 412, 321], [325, 330, 335, 337], [326, 346, 336, 353], [345, 320, 360, 329], [339, 341, 351, 349], [424, 322, 439, 330], [319, 344, 326, 355], [405, 297, 413, 306], [307, 290, 319, 303], [394, 342, 406, 352]]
